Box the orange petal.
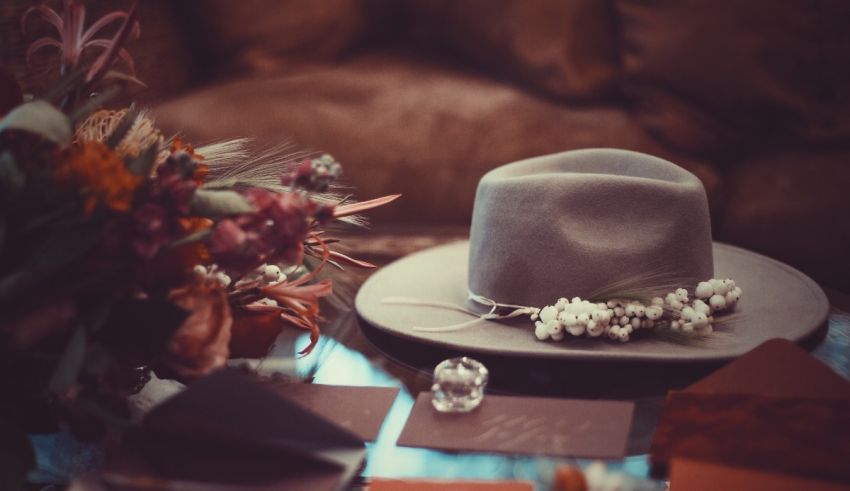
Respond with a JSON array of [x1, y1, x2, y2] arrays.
[[328, 250, 376, 269], [333, 194, 401, 218]]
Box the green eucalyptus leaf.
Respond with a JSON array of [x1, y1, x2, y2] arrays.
[[42, 67, 87, 106], [0, 152, 25, 199], [201, 178, 286, 192], [169, 228, 212, 248], [0, 100, 71, 144], [82, 343, 113, 379], [127, 143, 159, 176], [22, 206, 76, 234], [0, 419, 35, 491], [190, 189, 253, 216], [0, 220, 102, 303], [82, 300, 115, 335], [29, 220, 103, 273], [47, 325, 86, 394], [201, 177, 239, 190]]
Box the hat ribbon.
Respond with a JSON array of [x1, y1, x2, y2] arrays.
[[380, 277, 742, 342], [381, 293, 538, 332]]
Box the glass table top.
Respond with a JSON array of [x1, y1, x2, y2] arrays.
[[25, 231, 850, 490], [287, 294, 850, 490]]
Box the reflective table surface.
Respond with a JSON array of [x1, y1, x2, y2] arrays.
[[26, 227, 850, 490], [293, 227, 850, 490]]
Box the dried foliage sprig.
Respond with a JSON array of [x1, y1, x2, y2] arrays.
[[23, 0, 143, 110], [1, 3, 398, 487]]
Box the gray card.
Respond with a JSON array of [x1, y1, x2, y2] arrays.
[[397, 392, 634, 458]]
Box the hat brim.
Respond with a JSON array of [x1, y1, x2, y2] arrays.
[[355, 241, 829, 364]]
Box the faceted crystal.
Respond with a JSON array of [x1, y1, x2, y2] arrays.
[[431, 357, 489, 413]]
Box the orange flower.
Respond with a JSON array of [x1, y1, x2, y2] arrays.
[[175, 217, 213, 267], [179, 216, 213, 233], [163, 282, 232, 380], [260, 279, 333, 350], [255, 233, 334, 355], [54, 141, 142, 214], [170, 136, 208, 184]]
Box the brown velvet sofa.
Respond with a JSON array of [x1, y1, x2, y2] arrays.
[[3, 0, 850, 291]]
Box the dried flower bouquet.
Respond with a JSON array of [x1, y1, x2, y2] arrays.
[[0, 1, 396, 486]]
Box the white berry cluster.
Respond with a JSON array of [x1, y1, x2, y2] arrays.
[[235, 263, 286, 287], [193, 263, 289, 290], [192, 264, 231, 287], [531, 278, 741, 343], [229, 263, 288, 308]]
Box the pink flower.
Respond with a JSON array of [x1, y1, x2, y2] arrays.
[[209, 188, 332, 273], [209, 219, 247, 254], [281, 154, 341, 192], [125, 150, 205, 259]]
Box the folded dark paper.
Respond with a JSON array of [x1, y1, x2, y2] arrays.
[[669, 458, 850, 491], [650, 392, 850, 484], [685, 338, 850, 399], [397, 392, 634, 458], [103, 370, 367, 491], [271, 384, 400, 441], [650, 339, 850, 484]]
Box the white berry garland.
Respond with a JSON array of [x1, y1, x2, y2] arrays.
[[532, 278, 742, 343]]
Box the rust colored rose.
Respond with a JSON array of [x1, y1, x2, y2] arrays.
[[229, 309, 283, 359], [163, 283, 232, 380]]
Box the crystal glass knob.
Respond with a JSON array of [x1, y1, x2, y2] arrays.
[[431, 357, 489, 413]]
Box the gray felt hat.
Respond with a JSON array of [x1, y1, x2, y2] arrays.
[[356, 149, 829, 363]]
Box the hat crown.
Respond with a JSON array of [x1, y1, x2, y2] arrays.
[[468, 149, 713, 307]]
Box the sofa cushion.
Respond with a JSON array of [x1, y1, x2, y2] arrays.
[[404, 0, 621, 99], [183, 0, 374, 75], [616, 0, 850, 156], [153, 52, 720, 226], [719, 150, 850, 291]]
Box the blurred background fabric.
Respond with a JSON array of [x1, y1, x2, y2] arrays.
[[2, 0, 849, 291]]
